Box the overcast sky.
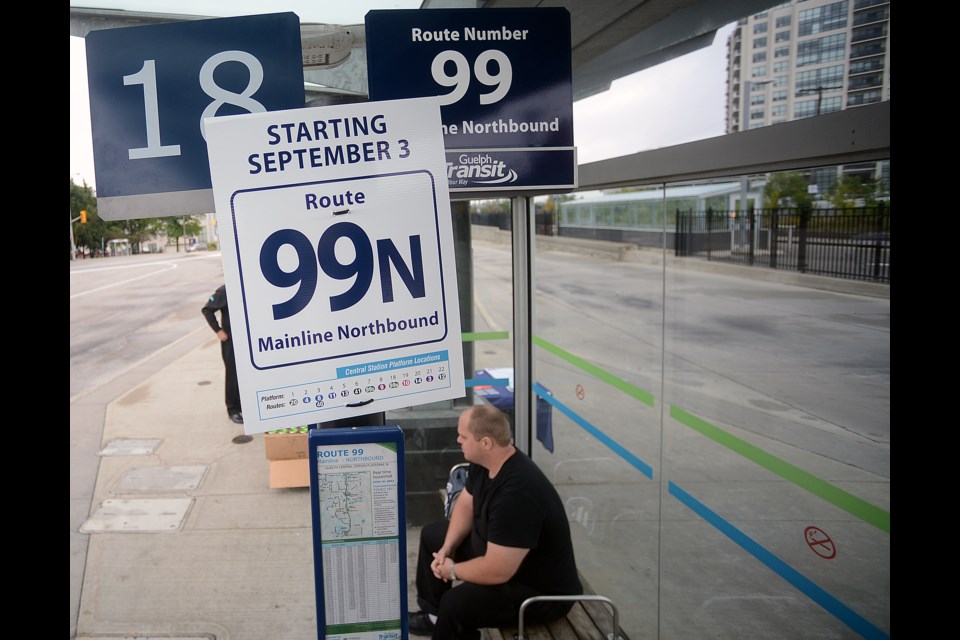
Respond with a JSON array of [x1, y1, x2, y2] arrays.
[[69, 2, 737, 190]]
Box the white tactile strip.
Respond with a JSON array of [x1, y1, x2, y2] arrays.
[[98, 438, 163, 456], [114, 465, 208, 492], [80, 498, 194, 533]]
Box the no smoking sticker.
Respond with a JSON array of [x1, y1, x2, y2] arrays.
[[804, 526, 837, 559]]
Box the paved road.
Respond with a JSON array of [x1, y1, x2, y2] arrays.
[[70, 251, 226, 399]]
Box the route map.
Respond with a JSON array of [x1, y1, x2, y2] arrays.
[[318, 472, 373, 540]]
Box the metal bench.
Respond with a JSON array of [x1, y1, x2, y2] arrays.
[[479, 576, 626, 640]]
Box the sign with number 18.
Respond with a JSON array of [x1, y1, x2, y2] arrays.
[[85, 12, 305, 220]]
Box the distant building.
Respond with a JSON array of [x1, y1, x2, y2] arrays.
[[725, 0, 890, 196], [198, 212, 220, 248], [556, 182, 748, 248]]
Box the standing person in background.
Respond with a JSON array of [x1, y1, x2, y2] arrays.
[[201, 285, 243, 424]]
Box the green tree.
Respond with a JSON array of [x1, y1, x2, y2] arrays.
[[478, 199, 509, 215], [122, 218, 164, 254], [826, 175, 880, 208], [70, 178, 113, 257], [163, 216, 204, 251], [763, 172, 814, 210]]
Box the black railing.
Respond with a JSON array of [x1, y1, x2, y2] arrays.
[[675, 203, 889, 284]]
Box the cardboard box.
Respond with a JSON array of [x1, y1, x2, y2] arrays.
[[268, 459, 310, 489], [264, 431, 309, 460], [264, 429, 310, 488]]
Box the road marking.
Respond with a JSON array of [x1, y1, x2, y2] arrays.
[[69, 262, 179, 299]]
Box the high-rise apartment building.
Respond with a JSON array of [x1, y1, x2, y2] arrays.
[[726, 0, 890, 194]]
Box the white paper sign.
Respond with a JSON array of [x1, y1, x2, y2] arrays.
[[205, 97, 465, 434]]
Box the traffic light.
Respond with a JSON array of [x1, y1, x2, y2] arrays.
[[80, 210, 87, 224]]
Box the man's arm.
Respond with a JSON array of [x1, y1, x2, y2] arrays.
[[438, 540, 529, 586], [431, 487, 474, 579], [201, 288, 226, 335], [433, 487, 531, 586], [201, 305, 221, 333]]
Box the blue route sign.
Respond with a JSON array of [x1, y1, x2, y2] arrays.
[[308, 425, 408, 640], [365, 8, 576, 197], [85, 12, 306, 220]]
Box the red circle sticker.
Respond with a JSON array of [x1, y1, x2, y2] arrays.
[[804, 526, 836, 559], [576, 384, 585, 400]]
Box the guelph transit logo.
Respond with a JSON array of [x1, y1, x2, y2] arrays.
[[447, 153, 518, 187]]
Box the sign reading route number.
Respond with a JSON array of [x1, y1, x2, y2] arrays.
[[365, 7, 575, 198], [205, 97, 465, 435]]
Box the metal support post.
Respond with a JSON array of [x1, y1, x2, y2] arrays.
[[451, 200, 474, 406], [511, 196, 534, 455]]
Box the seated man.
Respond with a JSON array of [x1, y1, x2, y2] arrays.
[[409, 404, 582, 639]]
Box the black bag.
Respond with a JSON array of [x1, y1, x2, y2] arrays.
[[444, 463, 470, 520]]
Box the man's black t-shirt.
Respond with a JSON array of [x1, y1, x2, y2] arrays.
[[465, 449, 582, 596]]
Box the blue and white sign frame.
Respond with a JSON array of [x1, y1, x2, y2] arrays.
[[205, 97, 466, 435], [85, 12, 305, 220], [365, 8, 576, 198], [308, 425, 408, 640]]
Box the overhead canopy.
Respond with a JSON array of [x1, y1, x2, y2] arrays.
[[69, 0, 779, 101]]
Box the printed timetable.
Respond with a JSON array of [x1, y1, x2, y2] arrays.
[[255, 350, 451, 422]]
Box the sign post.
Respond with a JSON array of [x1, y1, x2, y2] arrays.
[[308, 425, 407, 640], [365, 8, 575, 198], [205, 97, 465, 435], [85, 12, 305, 220]]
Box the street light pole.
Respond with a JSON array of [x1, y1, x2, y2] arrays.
[[797, 85, 843, 116], [70, 210, 77, 260]]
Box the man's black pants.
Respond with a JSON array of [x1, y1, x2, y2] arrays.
[[415, 521, 572, 640], [220, 339, 241, 416]]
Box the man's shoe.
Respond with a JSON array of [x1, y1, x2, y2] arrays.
[[229, 413, 244, 424], [408, 611, 435, 636]]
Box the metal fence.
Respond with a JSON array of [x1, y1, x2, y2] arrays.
[[675, 203, 890, 284]]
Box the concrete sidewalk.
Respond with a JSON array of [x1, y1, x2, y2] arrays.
[[72, 334, 424, 640]]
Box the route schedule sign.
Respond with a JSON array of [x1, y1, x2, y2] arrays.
[[205, 96, 465, 435], [85, 12, 305, 220], [365, 8, 576, 198], [309, 426, 407, 640]]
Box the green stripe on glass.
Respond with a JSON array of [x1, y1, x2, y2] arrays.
[[533, 335, 655, 407], [670, 405, 890, 534], [462, 331, 510, 342]]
